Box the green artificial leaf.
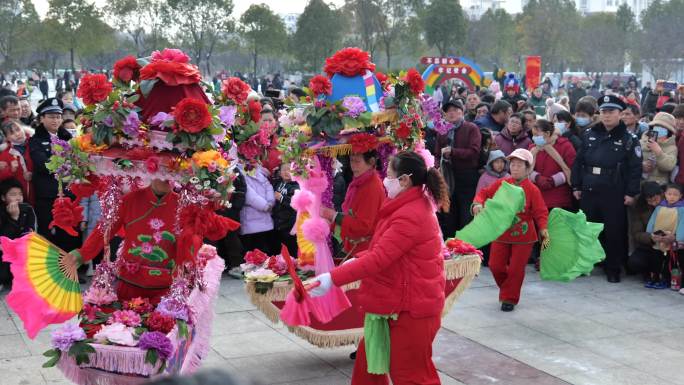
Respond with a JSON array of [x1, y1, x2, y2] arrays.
[[145, 348, 159, 366], [112, 302, 123, 310], [161, 231, 176, 242], [127, 94, 140, 104], [93, 110, 108, 122], [207, 126, 224, 135], [138, 234, 152, 243], [254, 281, 274, 294], [128, 246, 142, 256], [140, 79, 157, 97], [43, 348, 60, 357], [134, 327, 147, 336], [166, 259, 176, 270], [177, 319, 189, 339], [158, 360, 167, 374], [42, 352, 61, 368]]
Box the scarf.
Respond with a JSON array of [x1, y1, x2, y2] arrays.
[[659, 199, 684, 208], [446, 118, 464, 145], [342, 169, 377, 213], [363, 313, 398, 375]]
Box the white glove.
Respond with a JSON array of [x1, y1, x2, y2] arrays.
[[308, 273, 332, 297]]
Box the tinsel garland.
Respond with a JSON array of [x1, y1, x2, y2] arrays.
[[317, 154, 335, 257]]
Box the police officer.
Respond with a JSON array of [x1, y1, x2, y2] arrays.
[[571, 95, 642, 283], [29, 98, 81, 254]]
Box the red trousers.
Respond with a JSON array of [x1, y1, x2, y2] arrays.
[[489, 242, 534, 304], [351, 312, 441, 385]]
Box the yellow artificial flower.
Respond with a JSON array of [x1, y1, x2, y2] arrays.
[[191, 150, 229, 169], [77, 133, 108, 153]]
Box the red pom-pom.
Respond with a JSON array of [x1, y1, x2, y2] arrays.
[[324, 47, 376, 78], [375, 71, 388, 85], [77, 74, 113, 106], [49, 197, 84, 236], [404, 68, 424, 95], [309, 75, 332, 96], [348, 133, 379, 154]]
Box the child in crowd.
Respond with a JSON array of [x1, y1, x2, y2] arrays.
[[646, 184, 684, 289], [0, 121, 33, 204], [476, 150, 509, 193], [272, 162, 299, 257], [62, 119, 78, 137], [0, 178, 37, 291]]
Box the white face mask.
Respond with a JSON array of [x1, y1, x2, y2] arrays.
[[383, 174, 411, 199]]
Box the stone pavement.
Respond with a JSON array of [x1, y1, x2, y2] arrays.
[[1, 265, 683, 385]]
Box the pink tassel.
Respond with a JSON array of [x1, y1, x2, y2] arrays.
[[302, 217, 330, 242], [291, 190, 314, 211]]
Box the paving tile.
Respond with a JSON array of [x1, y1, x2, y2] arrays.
[[441, 305, 511, 332], [558, 365, 677, 385], [585, 308, 681, 333], [213, 294, 257, 314], [211, 329, 303, 359], [534, 293, 630, 316], [0, 333, 31, 360], [456, 323, 565, 352], [212, 311, 273, 337], [515, 313, 623, 343], [502, 342, 622, 376], [272, 372, 350, 385], [228, 350, 339, 384], [625, 350, 684, 384], [0, 355, 50, 384], [573, 334, 683, 366], [0, 312, 19, 336], [638, 327, 684, 352], [594, 288, 683, 310]]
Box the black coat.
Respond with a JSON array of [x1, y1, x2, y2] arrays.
[[29, 124, 72, 200], [218, 169, 246, 222], [0, 203, 36, 284], [333, 173, 347, 212], [272, 179, 299, 231]]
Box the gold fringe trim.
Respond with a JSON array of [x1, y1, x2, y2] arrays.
[[370, 110, 398, 125], [287, 325, 363, 349], [442, 255, 482, 317], [303, 137, 393, 158]]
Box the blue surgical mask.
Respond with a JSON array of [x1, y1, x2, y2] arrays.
[[653, 126, 669, 138], [576, 117, 591, 127], [532, 135, 546, 146], [554, 122, 568, 134]]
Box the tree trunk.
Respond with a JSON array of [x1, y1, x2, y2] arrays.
[[70, 47, 75, 74], [385, 43, 391, 70], [253, 41, 258, 81]]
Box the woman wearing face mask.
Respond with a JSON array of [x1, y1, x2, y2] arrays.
[[529, 119, 576, 210], [574, 99, 597, 133], [553, 110, 581, 151], [309, 151, 450, 385], [472, 149, 549, 311], [493, 113, 532, 156], [320, 140, 384, 259], [640, 112, 678, 185]]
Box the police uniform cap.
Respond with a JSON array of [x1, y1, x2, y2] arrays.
[[598, 94, 626, 111], [37, 97, 64, 116]]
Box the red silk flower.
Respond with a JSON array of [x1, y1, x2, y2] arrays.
[[139, 61, 201, 86], [404, 68, 425, 95], [113, 56, 141, 83], [145, 312, 176, 334], [77, 74, 113, 106], [309, 75, 332, 96], [49, 197, 84, 236], [349, 133, 379, 154], [324, 47, 376, 78], [375, 71, 388, 85], [222, 77, 251, 104], [173, 98, 212, 134], [395, 121, 411, 139]]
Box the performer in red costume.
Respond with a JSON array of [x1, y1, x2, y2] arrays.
[[309, 152, 450, 385], [66, 179, 182, 303], [472, 148, 549, 312]]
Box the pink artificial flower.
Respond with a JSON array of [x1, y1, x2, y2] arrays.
[[82, 304, 101, 322], [108, 310, 142, 327], [94, 323, 138, 346], [148, 218, 165, 230], [83, 286, 118, 306], [151, 48, 190, 63]]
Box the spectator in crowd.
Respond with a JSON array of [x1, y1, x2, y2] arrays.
[[644, 184, 684, 289], [554, 110, 582, 151], [622, 104, 648, 138], [218, 169, 247, 279], [494, 113, 532, 156], [19, 98, 34, 126], [568, 80, 587, 114], [272, 162, 299, 257], [239, 161, 277, 256], [528, 87, 547, 116], [640, 112, 677, 185], [62, 103, 78, 122], [0, 178, 37, 291], [29, 98, 80, 253], [436, 100, 481, 236], [465, 92, 481, 122], [521, 109, 537, 133], [0, 120, 32, 204], [574, 99, 597, 132], [572, 95, 642, 283], [39, 76, 49, 100], [0, 95, 21, 121], [475, 100, 512, 133], [475, 102, 490, 121], [628, 182, 663, 278], [529, 119, 576, 210], [476, 149, 508, 193]]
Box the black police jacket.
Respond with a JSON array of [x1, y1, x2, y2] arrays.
[[571, 121, 642, 197], [272, 179, 299, 231], [28, 124, 72, 200]]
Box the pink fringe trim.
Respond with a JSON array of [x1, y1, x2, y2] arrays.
[[56, 252, 225, 384]]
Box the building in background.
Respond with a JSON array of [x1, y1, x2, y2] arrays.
[[462, 0, 657, 19]]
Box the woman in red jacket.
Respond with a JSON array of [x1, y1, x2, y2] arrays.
[[473, 148, 549, 312], [321, 143, 384, 257], [311, 151, 450, 385], [529, 119, 576, 210]]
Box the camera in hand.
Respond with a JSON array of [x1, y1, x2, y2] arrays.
[[645, 130, 659, 141]]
